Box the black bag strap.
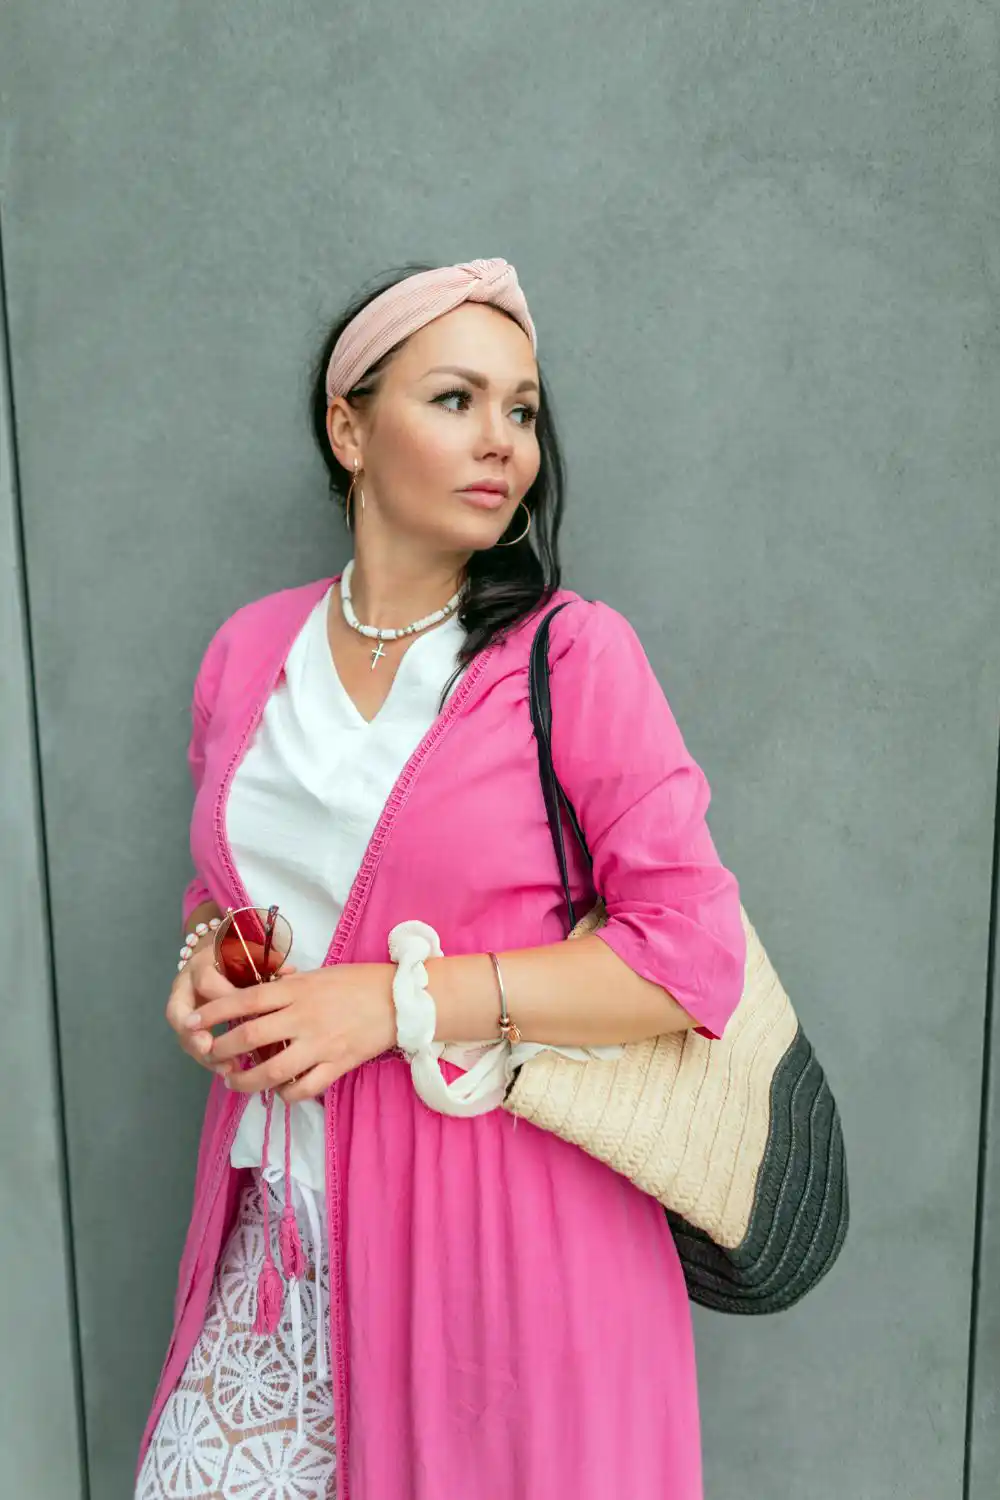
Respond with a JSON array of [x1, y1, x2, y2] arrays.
[[528, 601, 593, 934]]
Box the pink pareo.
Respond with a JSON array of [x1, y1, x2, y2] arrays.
[[137, 578, 746, 1499]]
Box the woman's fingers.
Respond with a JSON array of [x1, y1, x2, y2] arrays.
[[221, 1039, 313, 1095], [209, 1008, 295, 1062], [167, 953, 299, 1078], [191, 964, 241, 1005], [276, 1062, 337, 1105], [166, 985, 225, 1071], [189, 962, 298, 1017], [166, 958, 238, 1074], [165, 976, 197, 1036], [187, 978, 296, 1034]]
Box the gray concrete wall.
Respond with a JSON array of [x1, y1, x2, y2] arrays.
[[968, 781, 999, 1497], [0, 217, 85, 1497], [1, 4, 997, 1496]]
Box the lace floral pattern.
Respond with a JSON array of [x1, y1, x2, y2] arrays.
[[136, 1173, 336, 1499]]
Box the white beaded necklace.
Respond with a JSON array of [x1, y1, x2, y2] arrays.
[[340, 558, 465, 670]]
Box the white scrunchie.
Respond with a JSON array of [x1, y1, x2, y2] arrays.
[[388, 920, 511, 1117], [387, 919, 625, 1118]]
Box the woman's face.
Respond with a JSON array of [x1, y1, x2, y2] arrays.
[[327, 302, 541, 553]]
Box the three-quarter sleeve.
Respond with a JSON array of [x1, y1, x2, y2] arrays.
[[548, 600, 746, 1039]]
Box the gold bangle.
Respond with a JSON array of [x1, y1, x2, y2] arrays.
[[487, 951, 521, 1044]]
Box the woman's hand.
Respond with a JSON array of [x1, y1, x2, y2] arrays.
[[165, 944, 297, 1080], [184, 963, 399, 1103]]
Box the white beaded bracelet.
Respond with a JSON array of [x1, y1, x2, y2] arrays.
[[177, 917, 222, 972]]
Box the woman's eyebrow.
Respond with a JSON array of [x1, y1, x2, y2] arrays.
[[423, 364, 539, 395]]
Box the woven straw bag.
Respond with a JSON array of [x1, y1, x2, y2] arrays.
[[503, 602, 849, 1314]]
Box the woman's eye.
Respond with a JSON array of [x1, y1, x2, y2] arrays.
[[434, 388, 473, 412], [433, 388, 538, 426]]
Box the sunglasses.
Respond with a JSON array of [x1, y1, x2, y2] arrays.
[[213, 904, 294, 1070]]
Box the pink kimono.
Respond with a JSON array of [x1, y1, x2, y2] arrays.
[[137, 577, 746, 1499]]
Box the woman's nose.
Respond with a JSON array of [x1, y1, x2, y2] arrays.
[[477, 407, 515, 456]]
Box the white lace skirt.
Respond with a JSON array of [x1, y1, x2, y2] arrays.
[[136, 1171, 337, 1498]]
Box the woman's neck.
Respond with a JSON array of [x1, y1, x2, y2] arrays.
[[345, 551, 468, 631]]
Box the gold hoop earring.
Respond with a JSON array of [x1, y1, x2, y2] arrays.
[[345, 460, 365, 531], [494, 499, 532, 548]]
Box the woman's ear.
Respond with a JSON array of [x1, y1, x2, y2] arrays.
[[326, 396, 365, 472]]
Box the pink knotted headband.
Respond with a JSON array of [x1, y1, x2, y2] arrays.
[[325, 258, 538, 400]]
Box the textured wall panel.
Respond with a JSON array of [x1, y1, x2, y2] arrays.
[[0, 215, 84, 1498], [1, 3, 997, 1495]]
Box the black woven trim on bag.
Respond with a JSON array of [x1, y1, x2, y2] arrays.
[[667, 1027, 850, 1314]]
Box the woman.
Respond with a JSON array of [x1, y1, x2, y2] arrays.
[[135, 257, 746, 1500]]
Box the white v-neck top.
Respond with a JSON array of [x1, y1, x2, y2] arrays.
[[225, 583, 468, 1191]]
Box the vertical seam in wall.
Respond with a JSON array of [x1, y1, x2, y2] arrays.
[[0, 207, 92, 1500], [963, 705, 1000, 1499]]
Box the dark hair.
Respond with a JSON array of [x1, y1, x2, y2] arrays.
[[309, 262, 566, 707]]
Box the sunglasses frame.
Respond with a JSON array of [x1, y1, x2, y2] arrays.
[[212, 905, 295, 1073]]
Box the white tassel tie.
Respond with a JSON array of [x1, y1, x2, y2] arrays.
[[260, 1170, 326, 1452]]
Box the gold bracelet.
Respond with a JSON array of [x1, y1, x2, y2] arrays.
[[487, 951, 521, 1044]]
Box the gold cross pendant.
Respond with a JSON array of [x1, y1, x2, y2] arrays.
[[370, 640, 387, 670]]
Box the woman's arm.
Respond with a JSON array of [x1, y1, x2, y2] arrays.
[[428, 600, 747, 1049], [181, 899, 225, 955], [183, 899, 225, 936], [424, 935, 697, 1047]]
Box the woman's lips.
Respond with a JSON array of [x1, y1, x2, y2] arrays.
[[459, 488, 510, 511]]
